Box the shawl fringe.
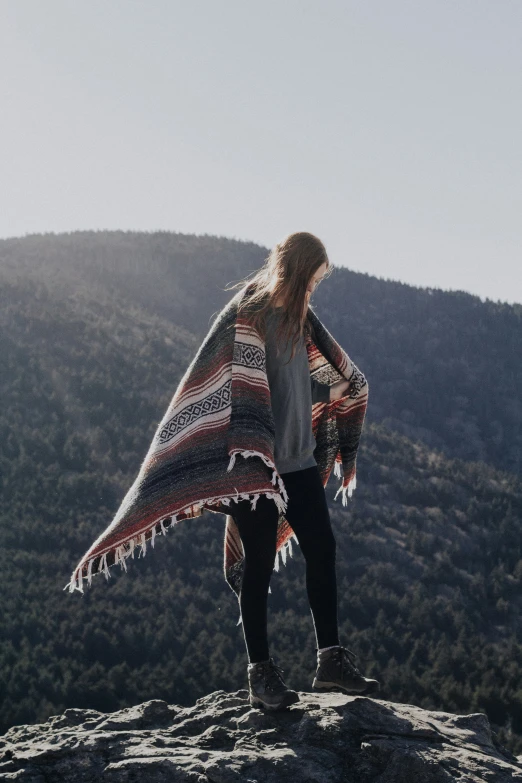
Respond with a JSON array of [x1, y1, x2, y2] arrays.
[[63, 452, 348, 595], [63, 448, 292, 594]]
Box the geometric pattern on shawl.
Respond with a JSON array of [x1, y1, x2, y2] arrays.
[[64, 283, 368, 597]]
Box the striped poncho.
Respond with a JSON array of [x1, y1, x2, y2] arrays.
[[64, 283, 369, 597]]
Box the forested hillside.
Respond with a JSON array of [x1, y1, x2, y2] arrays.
[[1, 230, 521, 754]]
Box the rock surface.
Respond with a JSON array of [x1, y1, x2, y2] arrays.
[[1, 690, 521, 782]]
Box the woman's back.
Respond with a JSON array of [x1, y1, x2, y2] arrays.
[[265, 306, 329, 474]]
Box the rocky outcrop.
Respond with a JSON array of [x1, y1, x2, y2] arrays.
[[1, 690, 521, 782]]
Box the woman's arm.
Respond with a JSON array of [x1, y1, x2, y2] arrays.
[[330, 378, 352, 401]]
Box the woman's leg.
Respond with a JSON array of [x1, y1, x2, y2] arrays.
[[280, 465, 340, 649], [229, 494, 280, 664]]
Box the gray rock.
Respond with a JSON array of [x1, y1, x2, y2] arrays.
[[0, 691, 520, 782]]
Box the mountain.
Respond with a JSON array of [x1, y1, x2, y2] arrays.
[[3, 230, 520, 475], [1, 230, 521, 755]]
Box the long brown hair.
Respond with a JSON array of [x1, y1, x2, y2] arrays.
[[224, 231, 333, 364]]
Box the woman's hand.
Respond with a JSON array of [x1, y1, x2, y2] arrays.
[[330, 379, 352, 401]]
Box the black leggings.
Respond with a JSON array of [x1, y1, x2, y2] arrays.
[[229, 464, 339, 663]]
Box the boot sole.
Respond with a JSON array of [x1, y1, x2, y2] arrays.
[[312, 679, 381, 695], [249, 691, 301, 711]]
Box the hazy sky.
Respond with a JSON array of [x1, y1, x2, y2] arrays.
[[1, 1, 521, 304]]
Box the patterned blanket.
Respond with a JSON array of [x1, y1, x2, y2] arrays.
[[64, 284, 369, 597]]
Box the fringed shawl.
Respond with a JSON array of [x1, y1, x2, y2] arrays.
[[64, 284, 369, 598]]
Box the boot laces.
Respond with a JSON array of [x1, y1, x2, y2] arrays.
[[334, 646, 362, 677], [254, 658, 286, 692]]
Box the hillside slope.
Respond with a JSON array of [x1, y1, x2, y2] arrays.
[[1, 230, 521, 755]]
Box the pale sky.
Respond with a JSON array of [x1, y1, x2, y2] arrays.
[[1, 0, 521, 305]]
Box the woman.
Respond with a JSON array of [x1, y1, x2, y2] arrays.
[[65, 231, 379, 711], [224, 232, 380, 710]]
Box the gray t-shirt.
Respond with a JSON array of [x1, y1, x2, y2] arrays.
[[265, 307, 330, 474]]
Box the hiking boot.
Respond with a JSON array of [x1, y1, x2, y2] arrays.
[[312, 645, 380, 695], [248, 657, 300, 711]]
